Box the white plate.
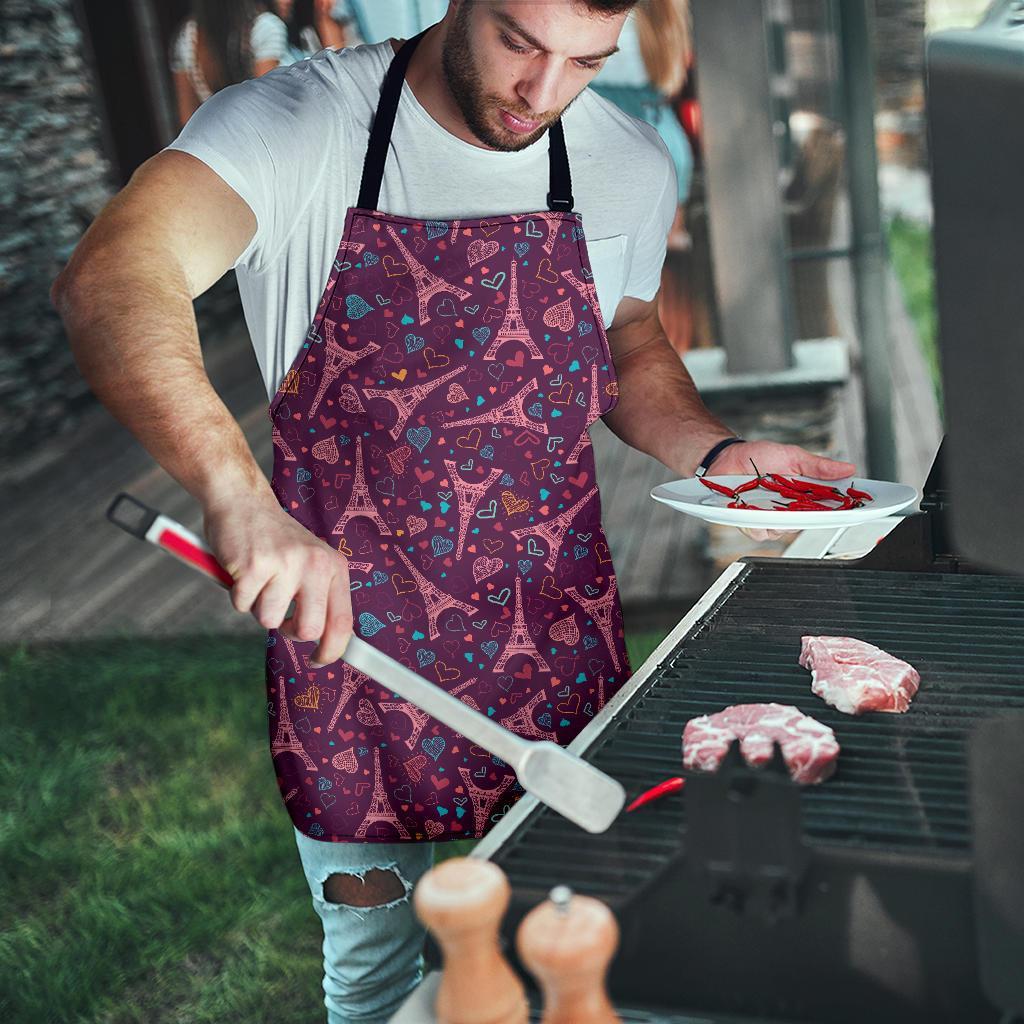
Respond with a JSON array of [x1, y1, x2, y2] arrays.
[[650, 476, 920, 530]]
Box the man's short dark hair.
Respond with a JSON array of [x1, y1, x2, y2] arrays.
[[578, 0, 640, 13]]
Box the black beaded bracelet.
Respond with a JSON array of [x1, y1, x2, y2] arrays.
[[694, 437, 745, 478]]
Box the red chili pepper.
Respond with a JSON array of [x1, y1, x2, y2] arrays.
[[779, 498, 833, 511], [728, 499, 758, 509], [774, 474, 844, 498], [847, 485, 872, 502], [699, 477, 737, 498], [625, 776, 685, 812], [735, 478, 762, 494]]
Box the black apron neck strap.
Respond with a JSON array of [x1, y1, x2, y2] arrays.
[[357, 30, 575, 215]]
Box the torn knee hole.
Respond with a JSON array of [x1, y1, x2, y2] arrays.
[[323, 868, 406, 908]]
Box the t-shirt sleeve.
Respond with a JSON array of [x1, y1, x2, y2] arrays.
[[251, 11, 289, 63], [623, 135, 678, 302], [164, 64, 338, 273]]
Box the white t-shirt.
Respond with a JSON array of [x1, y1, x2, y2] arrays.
[[166, 40, 677, 402]]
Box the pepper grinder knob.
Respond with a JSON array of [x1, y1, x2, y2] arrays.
[[516, 885, 621, 1024], [413, 857, 528, 1024]]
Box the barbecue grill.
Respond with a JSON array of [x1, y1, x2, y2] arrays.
[[394, 8, 1024, 1022]]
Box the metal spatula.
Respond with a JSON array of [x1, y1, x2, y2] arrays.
[[106, 492, 626, 834]]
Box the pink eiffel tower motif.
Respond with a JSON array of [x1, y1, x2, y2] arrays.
[[561, 267, 600, 311], [597, 674, 607, 708], [446, 378, 548, 434], [309, 319, 381, 420], [511, 485, 598, 571], [448, 677, 481, 711], [378, 701, 430, 751], [337, 239, 365, 257], [458, 766, 517, 835], [482, 261, 544, 362], [280, 634, 305, 676], [392, 546, 478, 640], [566, 576, 622, 673], [385, 224, 472, 325], [499, 689, 557, 741], [270, 677, 318, 771], [326, 663, 368, 734], [271, 425, 296, 461], [354, 747, 411, 840], [566, 366, 601, 465], [529, 211, 561, 255], [363, 365, 467, 441], [443, 458, 503, 557], [493, 576, 551, 673], [450, 220, 461, 246], [331, 436, 392, 537]]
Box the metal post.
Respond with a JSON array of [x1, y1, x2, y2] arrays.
[[690, 0, 795, 374], [836, 0, 898, 479]]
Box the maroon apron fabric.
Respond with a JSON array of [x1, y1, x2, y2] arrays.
[[266, 34, 631, 843]]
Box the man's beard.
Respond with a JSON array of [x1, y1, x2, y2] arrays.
[[441, 6, 561, 151]]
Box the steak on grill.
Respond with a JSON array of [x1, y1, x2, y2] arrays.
[[799, 635, 921, 715], [682, 703, 840, 785]]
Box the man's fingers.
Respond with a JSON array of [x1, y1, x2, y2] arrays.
[[280, 580, 330, 646], [252, 574, 301, 632], [310, 564, 353, 667], [797, 454, 857, 480]]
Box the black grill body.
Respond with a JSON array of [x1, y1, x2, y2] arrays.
[[486, 560, 1024, 1023]]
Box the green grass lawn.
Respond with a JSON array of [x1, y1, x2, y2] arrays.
[[886, 215, 942, 414], [0, 629, 666, 1023]]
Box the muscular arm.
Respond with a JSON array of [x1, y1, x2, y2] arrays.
[[603, 294, 733, 477], [51, 149, 354, 662], [51, 149, 267, 511]]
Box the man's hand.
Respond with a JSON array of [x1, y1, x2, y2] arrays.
[[202, 491, 353, 667], [709, 440, 857, 543]]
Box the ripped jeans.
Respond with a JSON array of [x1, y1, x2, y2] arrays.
[[293, 826, 436, 1024]]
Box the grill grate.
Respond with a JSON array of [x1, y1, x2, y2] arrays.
[[493, 563, 1024, 898]]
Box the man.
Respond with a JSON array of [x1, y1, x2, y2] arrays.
[[52, 2, 855, 1020]]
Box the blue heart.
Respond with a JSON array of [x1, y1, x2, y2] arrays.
[[514, 242, 530, 257], [481, 640, 499, 658], [472, 326, 491, 343], [416, 648, 436, 667], [432, 536, 455, 556], [401, 314, 415, 325], [407, 426, 431, 452], [358, 612, 385, 637], [296, 468, 311, 483], [425, 220, 449, 239], [422, 736, 446, 761], [346, 295, 373, 319], [405, 333, 425, 353]]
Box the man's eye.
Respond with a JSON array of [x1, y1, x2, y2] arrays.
[[576, 59, 600, 70], [501, 34, 530, 54]]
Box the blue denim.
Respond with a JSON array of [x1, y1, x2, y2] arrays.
[[293, 826, 436, 1024]]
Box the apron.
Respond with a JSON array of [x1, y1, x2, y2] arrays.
[[266, 30, 631, 843]]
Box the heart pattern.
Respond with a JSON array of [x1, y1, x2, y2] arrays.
[[268, 206, 627, 844]]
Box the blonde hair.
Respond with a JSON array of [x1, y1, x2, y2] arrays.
[[634, 0, 692, 97]]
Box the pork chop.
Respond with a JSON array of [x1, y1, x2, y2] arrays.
[[799, 635, 920, 715], [682, 703, 840, 785]]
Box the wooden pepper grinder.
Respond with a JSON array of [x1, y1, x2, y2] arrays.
[[413, 857, 528, 1024], [516, 885, 621, 1024]]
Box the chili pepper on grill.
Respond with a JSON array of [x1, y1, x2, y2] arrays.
[[625, 776, 686, 812]]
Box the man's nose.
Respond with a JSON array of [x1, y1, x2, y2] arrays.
[[516, 62, 562, 119]]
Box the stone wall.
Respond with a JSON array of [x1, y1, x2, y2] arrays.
[[0, 0, 117, 464]]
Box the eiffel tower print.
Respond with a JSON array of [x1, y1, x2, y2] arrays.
[[493, 576, 551, 673], [446, 378, 548, 434], [530, 211, 561, 255], [330, 436, 392, 537], [272, 424, 296, 461], [565, 366, 601, 465], [457, 766, 517, 835], [378, 701, 430, 751], [510, 485, 598, 571], [566, 576, 622, 673], [443, 458, 503, 557], [498, 689, 557, 741], [560, 267, 600, 310], [392, 546, 478, 640], [326, 663, 369, 734], [270, 676, 318, 771], [385, 224, 472, 325], [354, 747, 411, 840], [308, 319, 380, 420], [363, 365, 467, 441], [481, 261, 544, 361]]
